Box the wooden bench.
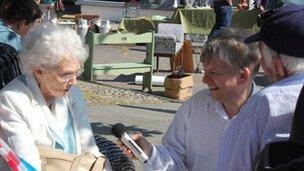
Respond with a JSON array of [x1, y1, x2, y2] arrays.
[[83, 31, 155, 92]]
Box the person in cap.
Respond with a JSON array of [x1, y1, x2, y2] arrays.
[[217, 3, 304, 171]]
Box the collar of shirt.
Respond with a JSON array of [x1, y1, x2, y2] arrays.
[[226, 82, 258, 120]]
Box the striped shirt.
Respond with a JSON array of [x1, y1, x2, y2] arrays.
[[144, 83, 257, 171], [217, 72, 304, 171]]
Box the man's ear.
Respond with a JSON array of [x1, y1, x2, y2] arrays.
[[273, 57, 287, 80], [238, 67, 251, 85]]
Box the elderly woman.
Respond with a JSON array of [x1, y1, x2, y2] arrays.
[[0, 23, 112, 170]]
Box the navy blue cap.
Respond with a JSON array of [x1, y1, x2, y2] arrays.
[[244, 3, 304, 58]]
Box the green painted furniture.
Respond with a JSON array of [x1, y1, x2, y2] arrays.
[[83, 31, 155, 92]]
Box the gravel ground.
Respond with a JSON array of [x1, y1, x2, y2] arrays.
[[77, 80, 168, 106]]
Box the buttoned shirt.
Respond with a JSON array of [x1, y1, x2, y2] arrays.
[[144, 83, 257, 171], [217, 72, 304, 171]]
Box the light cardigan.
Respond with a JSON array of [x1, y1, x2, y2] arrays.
[[0, 74, 110, 171]]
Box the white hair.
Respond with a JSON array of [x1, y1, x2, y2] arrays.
[[20, 23, 87, 74], [261, 42, 304, 75]]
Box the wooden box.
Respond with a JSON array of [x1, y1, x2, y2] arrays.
[[164, 74, 193, 99]]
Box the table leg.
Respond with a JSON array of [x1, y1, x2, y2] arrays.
[[183, 40, 194, 73]]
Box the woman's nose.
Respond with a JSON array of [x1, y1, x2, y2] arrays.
[[68, 76, 77, 86]]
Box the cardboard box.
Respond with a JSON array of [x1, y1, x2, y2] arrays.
[[164, 74, 193, 99]]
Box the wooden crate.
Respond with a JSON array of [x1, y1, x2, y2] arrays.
[[164, 74, 193, 99]]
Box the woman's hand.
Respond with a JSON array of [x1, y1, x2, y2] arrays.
[[116, 133, 153, 160]]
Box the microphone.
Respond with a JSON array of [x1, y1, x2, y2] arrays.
[[111, 123, 149, 163]]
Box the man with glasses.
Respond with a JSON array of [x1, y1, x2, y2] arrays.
[[217, 3, 304, 171]]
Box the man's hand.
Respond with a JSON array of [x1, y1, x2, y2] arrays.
[[116, 133, 153, 160]]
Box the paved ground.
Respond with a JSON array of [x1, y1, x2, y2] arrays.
[[88, 102, 180, 170], [83, 44, 207, 121]]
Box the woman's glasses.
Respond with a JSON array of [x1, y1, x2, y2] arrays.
[[60, 67, 84, 83], [42, 65, 84, 83]]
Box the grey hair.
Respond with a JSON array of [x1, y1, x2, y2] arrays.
[[203, 28, 260, 76], [261, 42, 304, 75], [20, 23, 87, 74]]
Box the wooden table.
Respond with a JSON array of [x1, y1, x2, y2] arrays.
[[118, 17, 172, 34], [171, 8, 261, 34], [118, 8, 260, 35]]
